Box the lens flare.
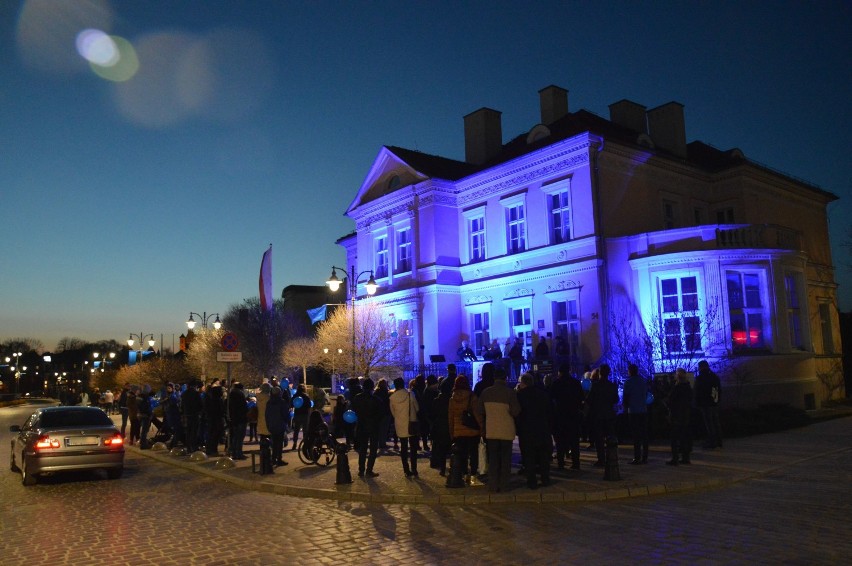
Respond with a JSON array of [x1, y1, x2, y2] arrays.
[[76, 28, 119, 66]]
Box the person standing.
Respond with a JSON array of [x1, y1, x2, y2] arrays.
[[516, 372, 553, 489], [137, 384, 153, 450], [127, 387, 140, 446], [351, 378, 382, 478], [695, 360, 723, 449], [549, 364, 583, 470], [479, 367, 520, 493], [667, 368, 693, 466], [586, 365, 619, 467], [266, 386, 289, 467], [447, 375, 483, 485], [204, 379, 226, 457], [163, 382, 183, 449], [289, 384, 311, 451], [181, 380, 203, 453], [429, 376, 454, 476], [622, 363, 650, 464], [389, 377, 420, 478], [227, 382, 248, 460], [117, 383, 131, 437]]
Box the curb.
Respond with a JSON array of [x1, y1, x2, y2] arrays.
[[132, 446, 750, 506]]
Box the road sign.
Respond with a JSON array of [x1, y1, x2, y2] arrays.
[[217, 351, 242, 362], [221, 332, 239, 352]]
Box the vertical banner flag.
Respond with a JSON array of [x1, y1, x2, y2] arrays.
[[259, 244, 273, 312]]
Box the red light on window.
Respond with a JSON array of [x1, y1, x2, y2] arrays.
[[35, 435, 60, 450], [732, 331, 746, 344], [105, 434, 123, 447], [749, 329, 760, 341]]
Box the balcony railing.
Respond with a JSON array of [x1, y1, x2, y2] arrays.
[[715, 224, 801, 251]]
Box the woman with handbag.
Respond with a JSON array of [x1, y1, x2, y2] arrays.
[[448, 375, 484, 485], [389, 377, 420, 477]]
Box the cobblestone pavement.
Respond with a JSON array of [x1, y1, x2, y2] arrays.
[[2, 404, 850, 565]]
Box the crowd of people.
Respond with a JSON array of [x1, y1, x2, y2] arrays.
[[75, 357, 722, 492]]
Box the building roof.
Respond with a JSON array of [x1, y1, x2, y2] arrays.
[[385, 108, 835, 200]]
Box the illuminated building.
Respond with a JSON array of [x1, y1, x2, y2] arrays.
[[338, 86, 842, 408]]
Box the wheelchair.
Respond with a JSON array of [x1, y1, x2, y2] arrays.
[[297, 435, 337, 467]]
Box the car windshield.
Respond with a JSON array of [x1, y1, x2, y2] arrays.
[[40, 409, 113, 428]]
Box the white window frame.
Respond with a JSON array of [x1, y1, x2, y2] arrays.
[[656, 271, 703, 357], [470, 311, 491, 357], [725, 268, 769, 351], [552, 296, 580, 364], [396, 226, 412, 274], [374, 233, 388, 279], [463, 206, 487, 264], [542, 179, 572, 244], [500, 193, 527, 255], [784, 272, 805, 350]]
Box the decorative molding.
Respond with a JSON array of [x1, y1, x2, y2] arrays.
[[504, 288, 535, 299], [513, 260, 522, 271], [545, 280, 583, 293], [465, 295, 493, 306], [459, 152, 590, 206]]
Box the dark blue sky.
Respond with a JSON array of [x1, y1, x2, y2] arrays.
[[2, 0, 850, 351]]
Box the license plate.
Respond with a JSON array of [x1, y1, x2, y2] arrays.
[[67, 436, 100, 446]]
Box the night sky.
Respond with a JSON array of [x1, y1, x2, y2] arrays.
[[1, 0, 850, 352]]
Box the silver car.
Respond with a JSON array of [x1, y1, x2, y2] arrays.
[[9, 406, 125, 485]]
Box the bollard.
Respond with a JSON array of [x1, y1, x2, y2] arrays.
[[335, 441, 353, 484], [445, 442, 466, 488], [604, 435, 621, 481], [259, 436, 274, 475]]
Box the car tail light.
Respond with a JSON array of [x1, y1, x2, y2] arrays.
[[35, 435, 60, 450], [105, 434, 123, 447]]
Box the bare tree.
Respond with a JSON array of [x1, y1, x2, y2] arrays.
[[220, 297, 308, 382], [114, 357, 191, 391], [281, 337, 321, 386], [55, 337, 87, 353], [2, 337, 45, 355], [314, 301, 405, 379], [815, 359, 845, 402]]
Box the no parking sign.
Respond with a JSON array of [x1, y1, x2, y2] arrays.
[[221, 332, 239, 352]]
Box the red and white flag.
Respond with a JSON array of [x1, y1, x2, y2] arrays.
[[259, 244, 273, 312]]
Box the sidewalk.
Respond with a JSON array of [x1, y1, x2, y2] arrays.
[[121, 412, 852, 506]]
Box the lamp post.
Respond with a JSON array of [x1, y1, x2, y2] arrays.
[[186, 312, 222, 330], [127, 333, 155, 364], [323, 347, 344, 379], [326, 265, 378, 376], [93, 351, 116, 372], [6, 352, 23, 395]]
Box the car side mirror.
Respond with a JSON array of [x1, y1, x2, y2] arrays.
[[9, 425, 21, 432]]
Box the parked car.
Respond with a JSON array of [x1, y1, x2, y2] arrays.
[[9, 406, 124, 486]]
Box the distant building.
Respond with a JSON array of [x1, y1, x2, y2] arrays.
[[336, 85, 843, 408]]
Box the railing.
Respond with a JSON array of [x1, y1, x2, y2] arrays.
[[716, 224, 801, 251]]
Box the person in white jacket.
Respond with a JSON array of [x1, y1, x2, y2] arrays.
[[389, 377, 420, 477]]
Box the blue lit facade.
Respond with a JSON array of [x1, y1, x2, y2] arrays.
[[338, 86, 842, 408]]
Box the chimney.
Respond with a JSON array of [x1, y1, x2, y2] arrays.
[[608, 99, 647, 134], [646, 101, 687, 158], [464, 107, 502, 165], [538, 85, 569, 125]]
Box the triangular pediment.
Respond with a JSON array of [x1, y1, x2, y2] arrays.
[[346, 147, 430, 215]]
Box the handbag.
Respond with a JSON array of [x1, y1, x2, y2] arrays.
[[461, 395, 480, 431], [408, 394, 419, 436]]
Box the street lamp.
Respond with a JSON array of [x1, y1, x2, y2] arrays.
[[323, 347, 344, 379], [186, 312, 222, 330], [93, 351, 116, 372], [127, 334, 155, 349], [5, 352, 23, 395], [326, 265, 378, 375]]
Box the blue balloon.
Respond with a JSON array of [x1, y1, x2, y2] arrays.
[[292, 396, 304, 409], [646, 392, 655, 405], [310, 399, 314, 408], [343, 410, 357, 424], [581, 378, 592, 392]]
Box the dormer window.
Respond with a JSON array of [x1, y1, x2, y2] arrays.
[[387, 175, 401, 191]]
